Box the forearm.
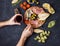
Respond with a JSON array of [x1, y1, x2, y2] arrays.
[[16, 36, 27, 46], [0, 20, 10, 27]]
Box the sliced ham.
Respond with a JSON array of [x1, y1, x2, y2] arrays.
[[24, 6, 49, 28], [30, 20, 38, 24]]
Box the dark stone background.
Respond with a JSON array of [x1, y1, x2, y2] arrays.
[[0, 0, 60, 46]]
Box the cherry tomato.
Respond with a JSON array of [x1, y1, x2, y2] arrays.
[[23, 6, 27, 10], [26, 4, 30, 8], [20, 4, 23, 8], [25, 20, 30, 24], [23, 2, 27, 6]]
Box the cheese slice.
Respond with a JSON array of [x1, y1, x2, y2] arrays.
[[38, 13, 50, 20]]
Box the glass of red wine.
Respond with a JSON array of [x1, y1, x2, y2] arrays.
[[14, 8, 23, 23], [15, 15, 23, 23]]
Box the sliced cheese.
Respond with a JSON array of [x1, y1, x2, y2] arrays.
[[38, 13, 50, 20]]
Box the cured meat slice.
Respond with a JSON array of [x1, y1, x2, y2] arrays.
[[24, 6, 49, 28], [31, 6, 45, 14]]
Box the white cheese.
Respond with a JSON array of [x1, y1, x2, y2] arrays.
[[38, 13, 50, 20]]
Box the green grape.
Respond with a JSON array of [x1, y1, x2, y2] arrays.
[[38, 40, 41, 42], [42, 31, 45, 35], [48, 31, 50, 34], [44, 36, 47, 39], [44, 31, 48, 35], [36, 36, 40, 39], [40, 33, 43, 37], [41, 39, 45, 43], [34, 38, 38, 40], [40, 37, 45, 41], [46, 31, 50, 36]]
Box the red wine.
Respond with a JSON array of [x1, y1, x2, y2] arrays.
[[15, 16, 22, 23]]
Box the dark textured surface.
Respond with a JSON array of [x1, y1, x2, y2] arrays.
[[0, 0, 60, 46]]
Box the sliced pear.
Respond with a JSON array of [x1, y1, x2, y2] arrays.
[[42, 3, 50, 9], [42, 3, 55, 14], [48, 7, 55, 14]]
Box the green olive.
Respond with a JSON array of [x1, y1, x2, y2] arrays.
[[33, 17, 35, 19]]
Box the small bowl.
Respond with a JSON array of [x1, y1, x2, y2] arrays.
[[27, 0, 35, 4]]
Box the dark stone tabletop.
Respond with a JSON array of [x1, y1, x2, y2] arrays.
[[0, 0, 60, 46]]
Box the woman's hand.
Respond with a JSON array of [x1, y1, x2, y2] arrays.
[[8, 14, 22, 25], [0, 14, 22, 27], [21, 24, 33, 38], [16, 24, 33, 46]]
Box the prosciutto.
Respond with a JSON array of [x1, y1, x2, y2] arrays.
[[24, 6, 50, 28], [31, 6, 44, 14]]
